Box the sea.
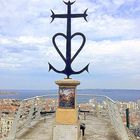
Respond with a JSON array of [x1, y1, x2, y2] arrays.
[[0, 89, 140, 103]]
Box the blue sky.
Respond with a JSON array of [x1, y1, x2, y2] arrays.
[[0, 0, 140, 90]]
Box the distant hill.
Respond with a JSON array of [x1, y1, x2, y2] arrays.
[[0, 91, 16, 95]]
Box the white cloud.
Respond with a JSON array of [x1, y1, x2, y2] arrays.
[[82, 39, 140, 74], [0, 37, 13, 45], [0, 35, 50, 45], [17, 36, 50, 45], [0, 0, 140, 89], [0, 35, 139, 76]]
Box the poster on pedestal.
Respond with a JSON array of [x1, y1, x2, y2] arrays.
[[59, 87, 75, 109]]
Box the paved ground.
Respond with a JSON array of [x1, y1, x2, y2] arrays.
[[14, 113, 119, 140], [15, 115, 54, 140], [80, 113, 119, 140]]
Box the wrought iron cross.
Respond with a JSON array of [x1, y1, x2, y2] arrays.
[[48, 1, 89, 78]]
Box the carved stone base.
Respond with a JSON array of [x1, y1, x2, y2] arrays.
[[53, 124, 82, 140]]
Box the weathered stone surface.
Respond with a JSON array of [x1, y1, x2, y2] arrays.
[[15, 113, 118, 140], [53, 124, 81, 140]]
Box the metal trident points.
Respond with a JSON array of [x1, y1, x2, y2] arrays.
[[48, 1, 89, 78]]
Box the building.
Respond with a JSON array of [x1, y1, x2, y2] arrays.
[[0, 115, 14, 138]]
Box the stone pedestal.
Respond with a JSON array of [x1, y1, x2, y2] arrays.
[[53, 124, 82, 140], [55, 108, 79, 124], [53, 79, 81, 140]]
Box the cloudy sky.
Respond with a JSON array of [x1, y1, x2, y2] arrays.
[[0, 0, 140, 90]]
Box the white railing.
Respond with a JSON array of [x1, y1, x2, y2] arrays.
[[105, 96, 129, 140], [88, 95, 129, 140], [7, 95, 57, 140], [7, 94, 130, 140]]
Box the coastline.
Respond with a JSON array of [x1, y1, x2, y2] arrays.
[[0, 89, 139, 102]]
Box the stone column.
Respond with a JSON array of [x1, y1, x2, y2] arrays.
[[53, 78, 82, 140]]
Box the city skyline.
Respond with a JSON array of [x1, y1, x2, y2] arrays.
[[0, 0, 140, 90]]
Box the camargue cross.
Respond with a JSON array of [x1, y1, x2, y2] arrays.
[[48, 1, 89, 78]]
